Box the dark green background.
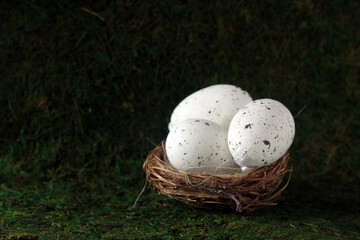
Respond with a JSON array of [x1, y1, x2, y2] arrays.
[[0, 0, 359, 239]]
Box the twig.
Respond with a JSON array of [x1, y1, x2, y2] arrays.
[[81, 7, 105, 22]]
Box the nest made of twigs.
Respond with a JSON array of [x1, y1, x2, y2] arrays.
[[144, 142, 292, 212]]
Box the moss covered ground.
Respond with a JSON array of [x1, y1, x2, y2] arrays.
[[0, 0, 359, 239]]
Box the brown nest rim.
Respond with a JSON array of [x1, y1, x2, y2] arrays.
[[144, 142, 292, 212]]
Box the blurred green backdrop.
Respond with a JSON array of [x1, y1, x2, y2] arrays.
[[0, 0, 359, 239]]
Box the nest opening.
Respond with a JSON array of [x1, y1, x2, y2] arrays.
[[144, 142, 292, 212]]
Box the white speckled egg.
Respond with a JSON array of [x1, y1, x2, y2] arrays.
[[165, 119, 239, 174], [169, 84, 252, 130], [228, 99, 295, 168]]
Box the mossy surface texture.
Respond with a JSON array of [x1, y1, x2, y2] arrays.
[[0, 0, 359, 239]]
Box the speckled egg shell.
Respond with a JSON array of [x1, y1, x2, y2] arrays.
[[165, 119, 239, 174], [169, 84, 252, 130], [228, 99, 295, 168]]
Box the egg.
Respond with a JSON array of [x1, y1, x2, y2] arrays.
[[165, 119, 239, 174], [228, 99, 295, 168], [169, 84, 252, 130]]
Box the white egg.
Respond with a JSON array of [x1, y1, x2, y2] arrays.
[[165, 119, 239, 174], [228, 99, 295, 168], [169, 84, 252, 130]]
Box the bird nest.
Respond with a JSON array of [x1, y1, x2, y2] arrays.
[[144, 142, 292, 212]]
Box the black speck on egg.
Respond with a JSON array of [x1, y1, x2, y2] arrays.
[[245, 124, 252, 129], [208, 111, 211, 114], [205, 122, 209, 126], [263, 140, 270, 145]]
